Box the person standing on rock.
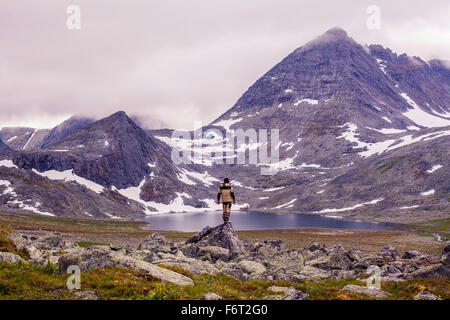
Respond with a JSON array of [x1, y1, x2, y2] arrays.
[[217, 178, 236, 224]]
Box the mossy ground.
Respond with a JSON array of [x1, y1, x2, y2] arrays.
[[0, 262, 448, 300], [409, 218, 450, 241]]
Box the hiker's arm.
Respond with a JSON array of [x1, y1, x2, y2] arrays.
[[217, 189, 221, 203], [231, 188, 236, 203]]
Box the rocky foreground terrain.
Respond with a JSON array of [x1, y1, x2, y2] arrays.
[[1, 223, 448, 300]]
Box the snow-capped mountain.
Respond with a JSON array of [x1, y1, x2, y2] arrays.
[[0, 28, 448, 222]]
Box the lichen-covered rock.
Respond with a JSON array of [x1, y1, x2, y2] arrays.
[[402, 250, 429, 260], [138, 233, 173, 254], [341, 285, 391, 299], [58, 247, 194, 286], [443, 245, 450, 254], [237, 260, 266, 276], [291, 266, 331, 282], [265, 286, 308, 300], [380, 247, 401, 261], [413, 291, 442, 300], [184, 223, 246, 259], [197, 246, 230, 263], [410, 264, 450, 279], [7, 232, 79, 265], [152, 250, 219, 275], [73, 290, 99, 300], [0, 252, 24, 264]]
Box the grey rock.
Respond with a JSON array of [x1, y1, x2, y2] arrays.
[[237, 260, 266, 277], [185, 223, 246, 256], [413, 290, 442, 300], [138, 233, 173, 254], [201, 292, 223, 300], [267, 286, 296, 295], [58, 247, 194, 286], [72, 290, 99, 300], [283, 290, 309, 300], [410, 264, 450, 279], [197, 246, 230, 263], [443, 245, 450, 254], [380, 247, 401, 260], [0, 252, 24, 264], [402, 250, 429, 260]]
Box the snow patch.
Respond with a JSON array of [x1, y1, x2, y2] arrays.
[[400, 92, 450, 128], [22, 130, 36, 150], [294, 98, 319, 106], [400, 205, 419, 210], [0, 160, 18, 169], [426, 165, 443, 174], [420, 190, 435, 196], [33, 169, 105, 194], [368, 127, 406, 134], [273, 199, 296, 209], [314, 198, 384, 213]]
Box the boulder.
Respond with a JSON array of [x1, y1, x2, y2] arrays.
[[267, 286, 296, 295], [380, 247, 401, 260], [201, 292, 223, 300], [413, 291, 442, 300], [307, 241, 323, 252], [184, 224, 246, 259], [73, 290, 99, 300], [402, 250, 429, 260], [58, 247, 194, 286], [237, 260, 266, 276], [265, 286, 308, 300], [341, 285, 391, 299], [0, 252, 24, 264], [410, 264, 450, 279], [138, 233, 173, 254], [152, 251, 219, 275], [197, 246, 230, 263], [443, 245, 450, 254], [7, 232, 79, 265], [283, 290, 309, 300], [292, 266, 331, 282]]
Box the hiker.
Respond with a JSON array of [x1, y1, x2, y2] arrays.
[[217, 178, 236, 224]]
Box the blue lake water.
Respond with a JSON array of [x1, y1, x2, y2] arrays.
[[137, 211, 407, 232]]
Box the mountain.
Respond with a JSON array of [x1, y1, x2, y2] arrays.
[[201, 27, 450, 221], [41, 115, 93, 148], [0, 27, 449, 222], [0, 127, 51, 151]]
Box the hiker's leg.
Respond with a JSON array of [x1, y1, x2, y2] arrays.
[[222, 203, 231, 223]]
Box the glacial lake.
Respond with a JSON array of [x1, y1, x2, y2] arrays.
[[137, 211, 407, 232]]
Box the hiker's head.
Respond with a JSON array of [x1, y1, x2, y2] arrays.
[[224, 178, 229, 184]]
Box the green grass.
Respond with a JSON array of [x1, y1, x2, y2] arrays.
[[409, 218, 450, 241], [77, 241, 109, 248]]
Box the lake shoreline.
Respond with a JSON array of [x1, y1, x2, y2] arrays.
[[136, 210, 410, 233]]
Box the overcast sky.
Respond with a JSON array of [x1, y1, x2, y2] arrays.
[[1, 0, 449, 130]]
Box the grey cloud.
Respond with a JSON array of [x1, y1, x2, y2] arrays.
[[0, 0, 448, 129]]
